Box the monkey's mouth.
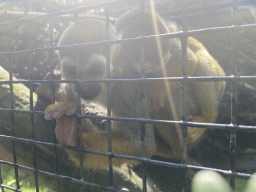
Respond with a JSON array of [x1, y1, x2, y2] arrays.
[[74, 82, 101, 100]]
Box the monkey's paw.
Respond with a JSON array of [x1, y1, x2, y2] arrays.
[[44, 102, 79, 147], [55, 115, 78, 147], [44, 102, 77, 120]]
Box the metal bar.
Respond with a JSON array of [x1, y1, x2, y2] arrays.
[[230, 0, 239, 190], [7, 8, 20, 191], [0, 0, 121, 26], [1, 22, 256, 57], [181, 0, 188, 191], [0, 165, 4, 192], [24, 2, 40, 191], [2, 75, 256, 86], [138, 1, 147, 192], [48, 14, 61, 192], [72, 2, 85, 190], [0, 154, 253, 179], [104, 2, 114, 188], [0, 184, 23, 192]]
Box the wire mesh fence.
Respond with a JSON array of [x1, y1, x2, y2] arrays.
[[0, 0, 256, 191]]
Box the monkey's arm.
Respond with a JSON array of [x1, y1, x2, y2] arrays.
[[190, 37, 226, 123], [47, 116, 142, 168], [149, 37, 226, 158], [162, 36, 225, 123], [187, 64, 226, 146], [181, 37, 226, 147], [45, 103, 146, 169]]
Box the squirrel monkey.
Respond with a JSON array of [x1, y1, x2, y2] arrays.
[[45, 8, 225, 168], [114, 9, 226, 160], [44, 17, 156, 168]]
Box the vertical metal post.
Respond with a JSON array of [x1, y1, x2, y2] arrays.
[[72, 1, 85, 191], [0, 165, 4, 192], [0, 12, 5, 192], [7, 3, 20, 190], [104, 2, 114, 188], [181, 0, 188, 191], [48, 15, 61, 192], [139, 1, 147, 192], [230, 0, 238, 190], [24, 2, 40, 191]]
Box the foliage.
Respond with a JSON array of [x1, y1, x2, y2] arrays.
[[1, 165, 55, 192], [0, 17, 63, 81]]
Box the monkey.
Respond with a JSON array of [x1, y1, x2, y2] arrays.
[[44, 16, 156, 168], [113, 8, 226, 160], [44, 17, 120, 118], [44, 8, 225, 169]]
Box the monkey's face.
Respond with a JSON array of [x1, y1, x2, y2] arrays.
[[57, 18, 116, 101], [61, 53, 106, 100]]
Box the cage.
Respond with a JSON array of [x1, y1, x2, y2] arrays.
[[0, 0, 256, 192]]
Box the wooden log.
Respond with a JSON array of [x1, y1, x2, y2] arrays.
[[0, 66, 159, 192]]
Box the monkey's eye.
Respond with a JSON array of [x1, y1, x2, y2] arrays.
[[63, 65, 77, 78]]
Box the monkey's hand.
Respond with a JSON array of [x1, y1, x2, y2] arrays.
[[55, 115, 78, 147], [44, 102, 126, 168], [44, 102, 77, 121], [44, 102, 80, 158]]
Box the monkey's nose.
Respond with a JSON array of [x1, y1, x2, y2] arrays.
[[63, 65, 78, 79], [75, 82, 101, 100]]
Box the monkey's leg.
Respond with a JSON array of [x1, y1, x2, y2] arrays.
[[153, 124, 183, 160], [188, 38, 225, 123], [191, 83, 217, 123], [151, 98, 183, 160], [186, 81, 223, 147]]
